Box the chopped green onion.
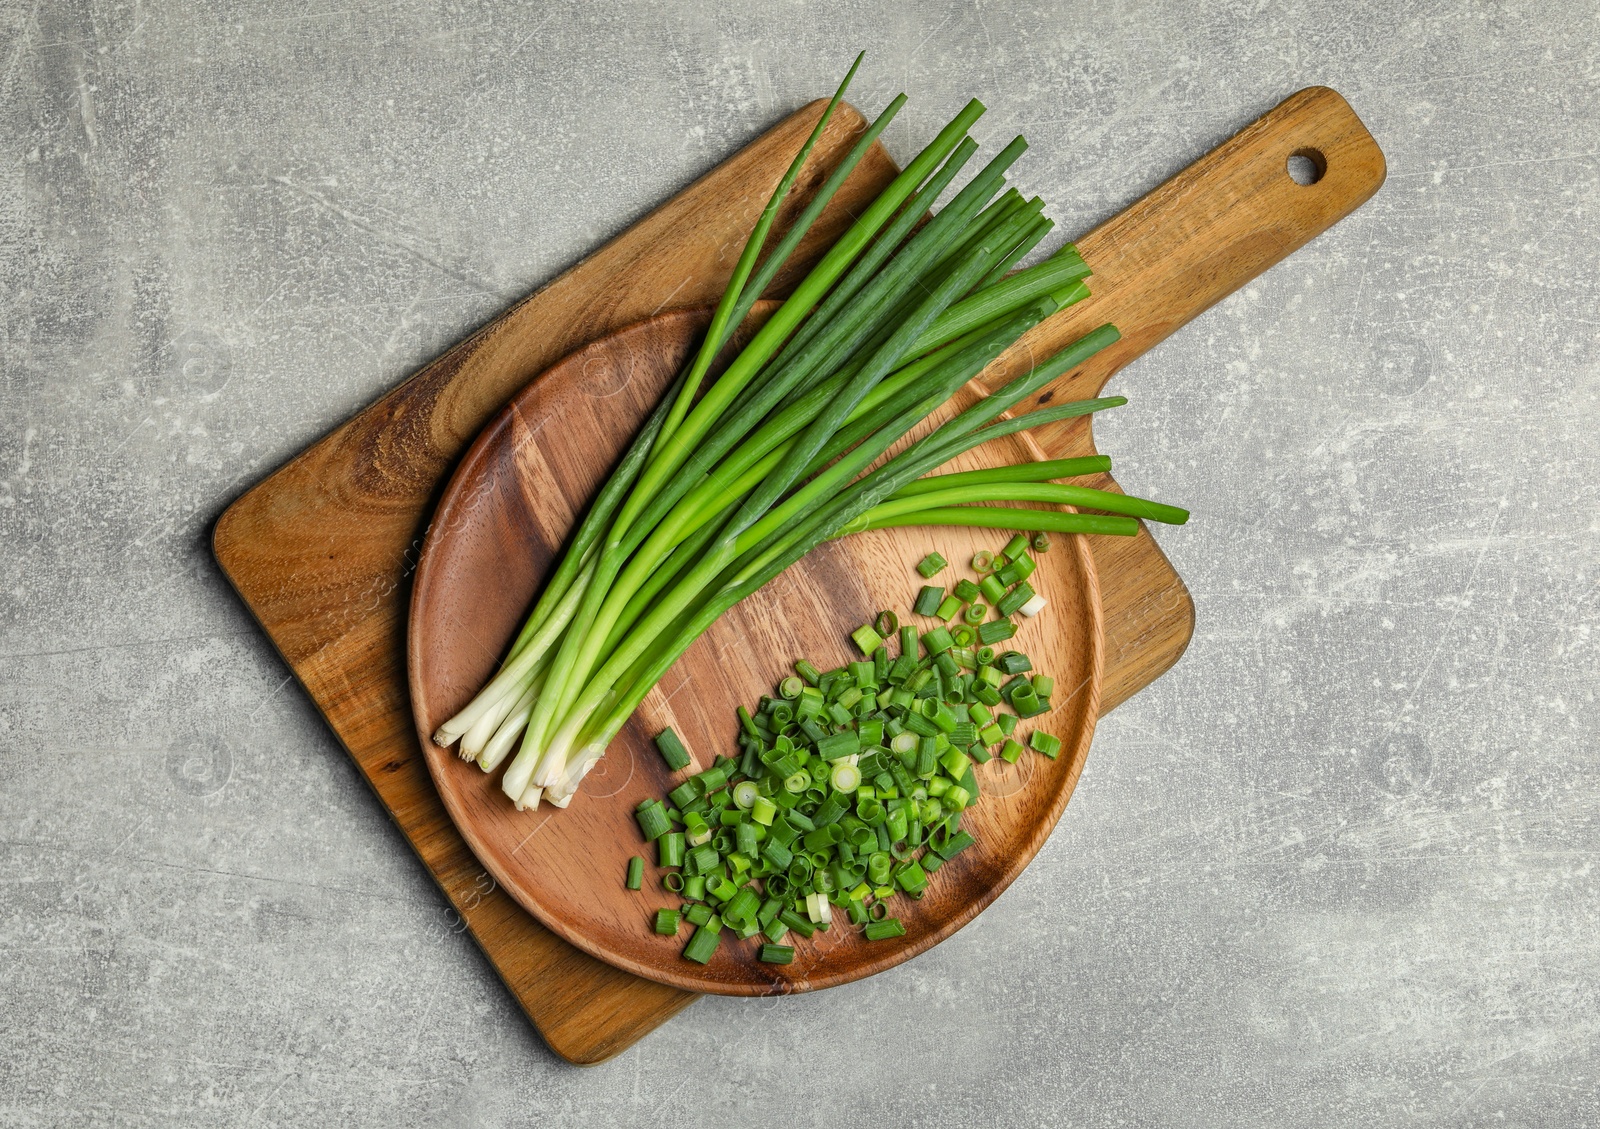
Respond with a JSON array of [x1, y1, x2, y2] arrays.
[[759, 943, 796, 964], [976, 619, 1016, 645], [683, 916, 723, 963], [921, 627, 954, 654], [852, 623, 885, 655], [935, 594, 963, 621], [723, 886, 761, 927], [998, 552, 1036, 584], [916, 552, 948, 578], [816, 731, 861, 760], [626, 856, 645, 890], [996, 582, 1035, 617], [971, 550, 994, 574], [654, 727, 692, 772], [1030, 731, 1063, 759], [914, 585, 945, 617], [997, 651, 1033, 675], [655, 909, 680, 935], [636, 801, 671, 841]]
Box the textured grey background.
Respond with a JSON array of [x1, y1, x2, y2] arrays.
[[2, 0, 1597, 1125]]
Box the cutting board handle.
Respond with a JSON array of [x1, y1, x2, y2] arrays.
[[1000, 86, 1385, 422]]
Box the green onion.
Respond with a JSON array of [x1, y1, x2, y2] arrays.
[[723, 887, 761, 928], [431, 56, 1185, 830], [654, 55, 867, 452], [759, 943, 796, 964], [851, 623, 885, 656], [635, 801, 671, 841], [626, 856, 645, 890], [1030, 731, 1063, 759], [860, 508, 1140, 537], [623, 553, 1084, 964], [654, 727, 692, 772], [864, 918, 906, 941], [683, 916, 723, 963], [893, 456, 1111, 498], [997, 651, 1033, 675], [977, 620, 1016, 646]]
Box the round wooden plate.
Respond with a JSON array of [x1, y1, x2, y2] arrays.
[[407, 307, 1104, 995]]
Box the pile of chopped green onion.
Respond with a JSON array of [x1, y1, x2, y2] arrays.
[[634, 539, 1078, 965], [431, 53, 1187, 809]]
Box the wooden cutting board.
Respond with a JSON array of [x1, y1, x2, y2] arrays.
[[213, 86, 1383, 1062]]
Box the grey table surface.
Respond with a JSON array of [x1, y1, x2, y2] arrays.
[[3, 1, 1597, 1126]]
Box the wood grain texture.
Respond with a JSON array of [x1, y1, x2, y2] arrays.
[[407, 307, 1104, 994], [211, 86, 1382, 1059]]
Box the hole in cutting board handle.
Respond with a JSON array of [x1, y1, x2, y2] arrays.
[[1286, 148, 1327, 186]]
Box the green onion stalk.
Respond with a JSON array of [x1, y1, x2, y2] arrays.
[[430, 57, 1188, 809]]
